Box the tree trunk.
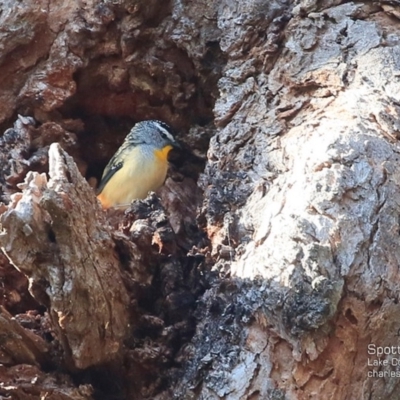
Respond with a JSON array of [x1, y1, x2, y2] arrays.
[[1, 0, 400, 399]]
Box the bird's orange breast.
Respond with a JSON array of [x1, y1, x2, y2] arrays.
[[153, 145, 173, 162]]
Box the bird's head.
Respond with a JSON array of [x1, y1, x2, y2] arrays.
[[128, 120, 180, 151]]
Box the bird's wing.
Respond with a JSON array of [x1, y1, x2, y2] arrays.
[[96, 143, 130, 195], [96, 159, 123, 195], [96, 132, 146, 196]]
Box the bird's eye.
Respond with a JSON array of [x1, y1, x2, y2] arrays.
[[154, 121, 175, 143]]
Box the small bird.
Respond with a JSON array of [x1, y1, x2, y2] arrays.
[[97, 120, 179, 209]]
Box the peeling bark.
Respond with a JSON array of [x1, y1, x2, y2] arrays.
[[0, 142, 129, 370], [0, 306, 49, 367], [0, 364, 93, 400], [185, 2, 400, 399]]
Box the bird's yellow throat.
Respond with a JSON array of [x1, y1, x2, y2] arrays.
[[154, 145, 173, 162]]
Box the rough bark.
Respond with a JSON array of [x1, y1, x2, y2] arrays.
[[0, 139, 130, 370], [179, 2, 400, 399], [1, 0, 400, 399], [0, 363, 93, 400], [0, 306, 49, 366]]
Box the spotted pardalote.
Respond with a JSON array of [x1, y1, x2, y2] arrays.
[[97, 120, 179, 209]]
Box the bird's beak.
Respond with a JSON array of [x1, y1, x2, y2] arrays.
[[173, 140, 182, 149]]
